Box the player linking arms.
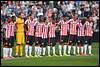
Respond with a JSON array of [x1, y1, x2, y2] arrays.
[[15, 12, 25, 57], [25, 14, 37, 57]]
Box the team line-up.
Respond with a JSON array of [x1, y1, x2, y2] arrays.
[[2, 12, 94, 59]]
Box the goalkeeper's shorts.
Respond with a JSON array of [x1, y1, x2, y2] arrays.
[[16, 32, 25, 45]]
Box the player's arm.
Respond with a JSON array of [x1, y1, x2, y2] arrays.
[[76, 22, 79, 35], [56, 20, 61, 30], [2, 28, 7, 40], [47, 25, 49, 38], [15, 18, 19, 29], [24, 20, 28, 31], [92, 22, 95, 33]]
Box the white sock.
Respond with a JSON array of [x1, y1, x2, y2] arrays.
[[3, 48, 6, 57], [88, 45, 91, 54], [81, 46, 83, 53], [35, 46, 37, 55], [25, 45, 28, 56], [6, 48, 9, 57], [73, 46, 76, 55], [84, 44, 87, 54], [59, 45, 62, 55], [9, 48, 12, 56], [77, 46, 80, 54], [39, 47, 42, 56], [37, 46, 40, 56], [63, 45, 67, 55], [43, 47, 46, 55], [29, 46, 32, 56], [47, 46, 50, 55], [68, 45, 71, 55], [52, 46, 56, 55]]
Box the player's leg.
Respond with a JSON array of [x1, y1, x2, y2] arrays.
[[47, 37, 51, 56], [3, 38, 8, 59], [29, 36, 34, 57], [42, 38, 47, 56], [63, 36, 68, 56], [6, 38, 10, 59], [19, 33, 25, 57], [25, 35, 29, 57], [34, 37, 38, 57], [59, 36, 62, 56], [72, 35, 77, 55], [80, 36, 85, 56], [38, 37, 42, 57], [36, 37, 40, 57], [68, 35, 72, 56], [52, 37, 57, 56], [77, 36, 81, 56], [88, 36, 93, 55], [9, 36, 14, 58], [84, 36, 88, 55], [16, 33, 21, 56]]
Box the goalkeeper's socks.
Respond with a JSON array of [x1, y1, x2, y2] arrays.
[[19, 45, 23, 56], [59, 45, 62, 55], [9, 48, 12, 57], [16, 45, 19, 56], [29, 46, 32, 56], [63, 45, 67, 55], [25, 45, 28, 56], [47, 46, 50, 55]]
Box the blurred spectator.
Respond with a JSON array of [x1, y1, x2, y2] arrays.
[[1, 1, 99, 32], [92, 13, 99, 31]]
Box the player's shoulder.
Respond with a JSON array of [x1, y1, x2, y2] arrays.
[[68, 19, 73, 22], [2, 23, 7, 28], [69, 19, 73, 21], [59, 20, 64, 22], [16, 18, 20, 23], [16, 18, 20, 21], [48, 22, 51, 25], [77, 22, 80, 25]]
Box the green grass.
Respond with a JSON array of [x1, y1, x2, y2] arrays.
[[1, 42, 99, 66]]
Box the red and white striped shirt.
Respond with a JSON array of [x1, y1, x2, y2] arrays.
[[48, 22, 56, 37], [69, 19, 79, 35], [58, 20, 69, 35], [35, 22, 44, 37], [42, 23, 49, 38], [9, 22, 15, 36], [77, 22, 85, 36], [2, 23, 11, 38], [84, 21, 93, 36], [25, 19, 37, 36]]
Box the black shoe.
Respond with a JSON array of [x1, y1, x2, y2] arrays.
[[19, 56, 22, 57], [14, 55, 18, 58], [72, 54, 76, 56]]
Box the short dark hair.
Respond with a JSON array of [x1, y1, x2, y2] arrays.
[[18, 12, 23, 16]]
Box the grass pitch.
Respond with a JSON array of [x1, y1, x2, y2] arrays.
[[1, 42, 99, 66]]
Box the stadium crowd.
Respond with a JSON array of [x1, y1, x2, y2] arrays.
[[1, 1, 99, 31]]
